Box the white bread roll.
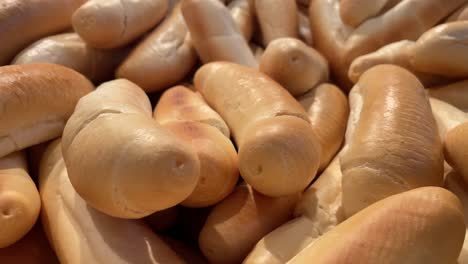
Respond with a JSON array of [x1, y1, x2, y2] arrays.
[[39, 139, 186, 264], [181, 0, 257, 67], [341, 65, 443, 217], [288, 187, 465, 264], [228, 0, 255, 41], [429, 81, 468, 112], [116, 3, 198, 92], [0, 152, 40, 248], [72, 0, 169, 49], [195, 62, 321, 197], [12, 33, 129, 83], [62, 79, 200, 219], [444, 122, 468, 185], [0, 0, 86, 65], [0, 64, 94, 158]]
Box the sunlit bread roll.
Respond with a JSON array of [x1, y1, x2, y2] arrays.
[[116, 3, 197, 92], [228, 0, 255, 41], [39, 139, 186, 264], [0, 152, 40, 248], [245, 156, 345, 264], [447, 2, 468, 22], [199, 183, 299, 264], [430, 98, 468, 139], [341, 65, 444, 217], [12, 33, 128, 83], [72, 0, 169, 49], [339, 0, 394, 27], [160, 121, 239, 208], [255, 0, 298, 46], [0, 0, 86, 65], [62, 79, 200, 219], [194, 62, 321, 196], [154, 85, 230, 137], [298, 83, 348, 171], [259, 38, 329, 96], [444, 122, 468, 185], [0, 64, 93, 158], [181, 0, 257, 67], [288, 187, 465, 264], [429, 81, 468, 112]]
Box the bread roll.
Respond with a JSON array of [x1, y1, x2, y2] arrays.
[[341, 65, 443, 217], [116, 3, 197, 92], [154, 85, 230, 137], [255, 0, 298, 46], [0, 222, 59, 264], [161, 121, 239, 208], [199, 184, 299, 264], [228, 0, 255, 41], [39, 139, 186, 264], [181, 0, 257, 67], [259, 38, 329, 96], [447, 2, 468, 22], [12, 33, 129, 83], [430, 98, 468, 138], [0, 0, 86, 65], [62, 79, 200, 219], [298, 83, 348, 171], [444, 122, 468, 184], [0, 64, 94, 158], [298, 9, 313, 46], [429, 81, 468, 112], [0, 152, 40, 248], [339, 0, 392, 27], [245, 156, 345, 264], [195, 62, 321, 196], [288, 187, 465, 264]]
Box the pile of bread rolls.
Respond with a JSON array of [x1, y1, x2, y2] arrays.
[[2, 0, 468, 263]]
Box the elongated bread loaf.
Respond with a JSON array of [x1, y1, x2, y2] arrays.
[[195, 62, 321, 196], [0, 0, 86, 65], [62, 79, 200, 218], [288, 187, 465, 264], [116, 3, 198, 92], [341, 65, 443, 217], [429, 81, 468, 112], [0, 64, 93, 158], [39, 139, 186, 264], [0, 152, 40, 248]]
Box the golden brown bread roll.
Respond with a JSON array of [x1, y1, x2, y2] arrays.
[[0, 0, 86, 65], [259, 38, 329, 96], [341, 65, 443, 217], [72, 0, 169, 49], [429, 81, 468, 112], [0, 222, 59, 264], [62, 79, 200, 219], [199, 183, 299, 264], [160, 121, 239, 208], [154, 85, 230, 137], [0, 64, 93, 158], [0, 152, 40, 248], [116, 3, 197, 92], [39, 139, 186, 264], [255, 0, 299, 46], [181, 0, 257, 67], [194, 62, 321, 196], [447, 2, 468, 22], [12, 33, 129, 83], [430, 98, 468, 139], [288, 187, 465, 264], [298, 83, 348, 171], [228, 0, 256, 41], [245, 156, 345, 264], [444, 122, 468, 185]]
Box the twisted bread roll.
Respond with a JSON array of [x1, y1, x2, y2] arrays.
[[0, 64, 93, 158], [0, 152, 40, 248], [429, 81, 468, 112], [288, 187, 465, 264], [195, 62, 321, 196], [116, 3, 197, 92], [255, 0, 298, 46], [199, 183, 299, 264], [72, 0, 169, 49], [181, 0, 257, 67], [39, 139, 186, 264], [259, 38, 329, 96], [444, 122, 468, 185], [154, 85, 230, 137], [228, 0, 255, 41], [341, 65, 443, 217], [62, 79, 200, 218], [12, 33, 129, 83], [0, 0, 86, 65]]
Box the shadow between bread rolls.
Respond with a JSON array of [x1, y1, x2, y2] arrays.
[[61, 79, 200, 219]]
